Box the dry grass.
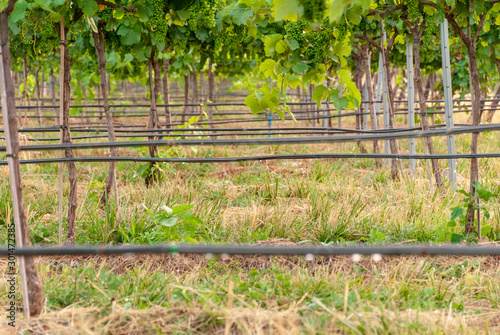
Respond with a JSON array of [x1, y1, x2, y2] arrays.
[[1, 107, 500, 333]]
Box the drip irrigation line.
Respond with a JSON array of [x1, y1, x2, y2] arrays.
[[1, 244, 499, 257], [17, 105, 498, 118], [3, 124, 499, 152], [11, 98, 500, 110], [12, 124, 464, 141], [5, 124, 464, 134], [4, 152, 500, 166]]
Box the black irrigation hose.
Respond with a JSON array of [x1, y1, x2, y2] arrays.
[[11, 98, 500, 109], [0, 123, 460, 133], [2, 124, 499, 152], [17, 106, 491, 118], [10, 124, 466, 141], [1, 244, 499, 257], [5, 124, 471, 134], [4, 152, 500, 166]]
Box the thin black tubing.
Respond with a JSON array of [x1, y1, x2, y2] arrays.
[[1, 244, 499, 257], [3, 152, 500, 166], [2, 124, 498, 152], [4, 124, 471, 134], [9, 124, 461, 141], [10, 98, 500, 109]]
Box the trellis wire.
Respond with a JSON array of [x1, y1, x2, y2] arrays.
[[2, 152, 500, 166], [2, 123, 498, 152]]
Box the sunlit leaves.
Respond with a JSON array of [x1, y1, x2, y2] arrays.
[[245, 85, 289, 121], [264, 34, 284, 57], [272, 0, 299, 21], [329, 0, 354, 23], [312, 85, 329, 107], [259, 59, 277, 78]]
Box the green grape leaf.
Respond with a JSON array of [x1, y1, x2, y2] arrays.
[[450, 233, 464, 243], [113, 8, 124, 19], [118, 24, 141, 45], [329, 0, 353, 23], [172, 205, 193, 214], [476, 188, 498, 201], [287, 39, 300, 50], [176, 10, 190, 21], [481, 225, 492, 237], [10, 0, 27, 23], [287, 77, 302, 89], [245, 94, 262, 115], [292, 61, 309, 74], [159, 217, 178, 227], [259, 59, 276, 78], [231, 9, 254, 25], [76, 0, 98, 17], [272, 0, 299, 21], [264, 34, 283, 57], [312, 85, 329, 107], [275, 40, 287, 54], [450, 207, 464, 221]]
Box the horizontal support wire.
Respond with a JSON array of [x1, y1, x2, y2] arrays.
[[5, 124, 472, 141], [0, 244, 499, 257], [2, 123, 498, 152], [7, 98, 500, 109], [1, 124, 472, 134], [3, 152, 500, 166]]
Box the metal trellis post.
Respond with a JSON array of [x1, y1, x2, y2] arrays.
[[406, 41, 416, 175], [323, 80, 329, 129], [363, 81, 368, 131], [440, 19, 457, 189], [267, 112, 272, 138]]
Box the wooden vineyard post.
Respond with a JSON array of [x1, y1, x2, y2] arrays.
[[375, 55, 384, 138], [440, 19, 457, 190], [163, 58, 171, 129], [364, 45, 382, 168], [0, 0, 44, 317], [208, 60, 215, 129], [406, 41, 416, 176], [92, 22, 118, 209], [58, 17, 77, 244], [380, 32, 390, 165], [58, 19, 64, 245]]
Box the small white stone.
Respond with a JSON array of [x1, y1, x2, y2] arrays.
[[205, 253, 213, 260], [371, 254, 382, 262], [352, 254, 362, 262], [305, 253, 314, 262], [221, 253, 230, 261]]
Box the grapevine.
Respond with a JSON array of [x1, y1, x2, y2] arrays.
[[304, 28, 330, 63], [285, 21, 308, 47], [38, 23, 58, 53], [407, 0, 419, 20], [336, 21, 348, 42], [300, 0, 326, 21], [151, 0, 168, 44], [188, 0, 226, 32]]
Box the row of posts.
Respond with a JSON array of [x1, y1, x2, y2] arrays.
[[333, 20, 457, 189], [265, 20, 457, 189]]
